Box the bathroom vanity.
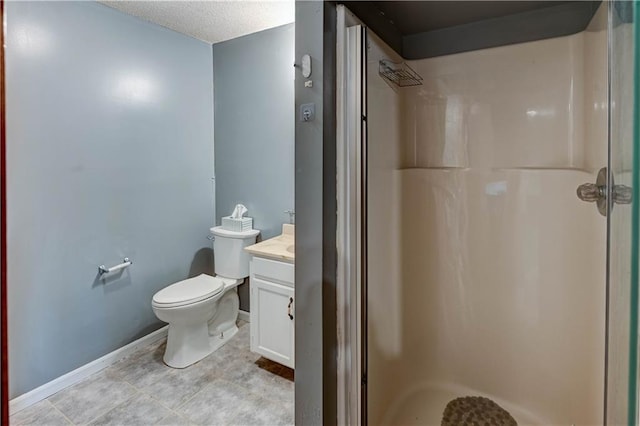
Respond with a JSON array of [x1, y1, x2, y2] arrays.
[[244, 224, 295, 369]]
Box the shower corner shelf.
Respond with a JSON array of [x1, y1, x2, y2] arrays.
[[379, 60, 423, 87]]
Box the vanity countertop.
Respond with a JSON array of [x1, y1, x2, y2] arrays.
[[245, 224, 294, 263]]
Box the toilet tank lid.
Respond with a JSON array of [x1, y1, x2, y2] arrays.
[[152, 274, 225, 306], [210, 226, 260, 239]]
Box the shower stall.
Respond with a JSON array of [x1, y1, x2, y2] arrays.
[[337, 1, 639, 424]]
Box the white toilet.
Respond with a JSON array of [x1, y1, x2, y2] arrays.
[[152, 226, 259, 368]]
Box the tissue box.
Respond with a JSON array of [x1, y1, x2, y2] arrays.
[[221, 216, 253, 232]]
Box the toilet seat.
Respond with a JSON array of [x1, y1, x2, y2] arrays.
[[152, 274, 227, 308]]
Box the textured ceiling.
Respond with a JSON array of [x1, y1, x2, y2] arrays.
[[100, 1, 294, 44]]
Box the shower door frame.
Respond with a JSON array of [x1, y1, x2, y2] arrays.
[[0, 0, 8, 423], [0, 0, 7, 423], [607, 1, 640, 424], [336, 5, 367, 426]]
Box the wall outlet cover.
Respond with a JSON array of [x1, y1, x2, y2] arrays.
[[300, 103, 315, 122]]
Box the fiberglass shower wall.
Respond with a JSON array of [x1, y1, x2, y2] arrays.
[[367, 5, 609, 425]]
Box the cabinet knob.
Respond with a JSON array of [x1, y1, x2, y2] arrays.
[[287, 297, 294, 320]]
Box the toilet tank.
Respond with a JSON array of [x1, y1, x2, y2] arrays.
[[210, 227, 260, 279]]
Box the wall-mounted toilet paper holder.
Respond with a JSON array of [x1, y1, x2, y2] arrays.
[[99, 258, 132, 276]]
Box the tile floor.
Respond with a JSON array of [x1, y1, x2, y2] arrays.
[[10, 321, 294, 426]]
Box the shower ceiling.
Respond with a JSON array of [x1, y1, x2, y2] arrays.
[[372, 1, 573, 33], [341, 1, 601, 59]]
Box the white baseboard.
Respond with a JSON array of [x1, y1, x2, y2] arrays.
[[238, 309, 250, 323], [9, 325, 169, 415]]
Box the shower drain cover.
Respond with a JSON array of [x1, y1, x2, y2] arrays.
[[442, 396, 518, 426]]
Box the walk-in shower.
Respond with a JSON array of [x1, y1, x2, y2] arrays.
[[337, 1, 639, 424]]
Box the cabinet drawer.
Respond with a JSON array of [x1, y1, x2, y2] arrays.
[[251, 257, 294, 286]]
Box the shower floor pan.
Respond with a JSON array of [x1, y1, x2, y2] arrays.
[[380, 382, 546, 426]]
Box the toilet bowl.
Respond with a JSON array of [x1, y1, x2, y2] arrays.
[[152, 227, 259, 368]]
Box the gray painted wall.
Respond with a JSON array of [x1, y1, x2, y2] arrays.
[[213, 24, 294, 311], [213, 24, 294, 240], [6, 1, 214, 397]]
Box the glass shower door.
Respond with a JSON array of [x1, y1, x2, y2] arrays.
[[607, 1, 639, 424]]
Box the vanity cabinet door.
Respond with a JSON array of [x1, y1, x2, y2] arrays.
[[250, 276, 295, 368]]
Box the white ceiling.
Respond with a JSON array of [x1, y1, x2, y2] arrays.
[[100, 0, 294, 44]]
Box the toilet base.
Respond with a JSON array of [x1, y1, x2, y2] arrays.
[[162, 289, 240, 368], [163, 321, 238, 368]]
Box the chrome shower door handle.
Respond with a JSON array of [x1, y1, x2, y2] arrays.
[[576, 183, 605, 203], [576, 167, 608, 216], [576, 167, 632, 217], [613, 184, 633, 205]]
